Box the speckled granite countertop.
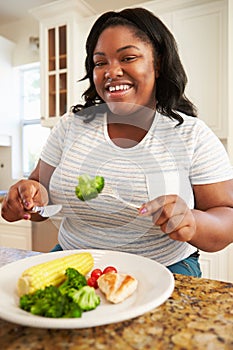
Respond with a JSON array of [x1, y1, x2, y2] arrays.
[[0, 246, 232, 350]]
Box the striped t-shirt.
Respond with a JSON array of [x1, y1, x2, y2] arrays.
[[40, 110, 233, 266]]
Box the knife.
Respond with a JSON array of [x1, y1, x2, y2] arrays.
[[30, 204, 62, 217]]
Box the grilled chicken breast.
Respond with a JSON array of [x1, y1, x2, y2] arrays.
[[97, 272, 138, 303]]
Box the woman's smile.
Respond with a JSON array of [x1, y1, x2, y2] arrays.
[[105, 82, 133, 99]]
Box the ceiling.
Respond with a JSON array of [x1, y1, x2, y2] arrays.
[[0, 0, 147, 25]]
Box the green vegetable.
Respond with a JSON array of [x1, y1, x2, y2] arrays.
[[19, 285, 82, 318], [58, 267, 87, 295], [68, 285, 101, 311], [19, 268, 100, 318], [75, 174, 105, 201], [62, 300, 83, 318]]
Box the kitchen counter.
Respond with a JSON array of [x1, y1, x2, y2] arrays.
[[0, 247, 232, 350]]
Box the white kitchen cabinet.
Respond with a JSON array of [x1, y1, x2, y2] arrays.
[[172, 1, 227, 139], [0, 214, 32, 250], [145, 0, 227, 139], [30, 0, 95, 127], [199, 246, 233, 282]]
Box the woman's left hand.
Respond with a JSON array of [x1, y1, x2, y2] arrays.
[[139, 195, 196, 242]]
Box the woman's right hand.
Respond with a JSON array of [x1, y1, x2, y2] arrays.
[[1, 179, 49, 222]]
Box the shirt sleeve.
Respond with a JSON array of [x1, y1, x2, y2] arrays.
[[190, 119, 233, 184], [40, 113, 72, 167]]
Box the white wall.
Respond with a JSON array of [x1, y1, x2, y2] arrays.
[[0, 36, 22, 181], [0, 15, 40, 67], [0, 15, 41, 182]]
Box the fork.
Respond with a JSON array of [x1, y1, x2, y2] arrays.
[[99, 187, 140, 210]]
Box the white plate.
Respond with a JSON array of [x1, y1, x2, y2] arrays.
[[0, 249, 174, 329]]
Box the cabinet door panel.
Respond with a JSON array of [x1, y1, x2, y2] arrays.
[[172, 2, 227, 138], [46, 24, 68, 120], [199, 247, 231, 282], [0, 225, 31, 250], [48, 28, 56, 71], [49, 74, 56, 117], [59, 25, 67, 69]]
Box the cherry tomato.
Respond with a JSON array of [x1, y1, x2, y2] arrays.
[[103, 266, 118, 274], [87, 276, 98, 289], [91, 268, 103, 280]]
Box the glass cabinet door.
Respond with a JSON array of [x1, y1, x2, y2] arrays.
[[48, 25, 67, 118]]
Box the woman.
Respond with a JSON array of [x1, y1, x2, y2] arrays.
[[2, 8, 233, 277]]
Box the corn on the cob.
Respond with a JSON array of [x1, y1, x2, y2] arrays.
[[17, 252, 94, 297]]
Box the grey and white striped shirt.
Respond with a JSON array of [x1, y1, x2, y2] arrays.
[[40, 110, 233, 266]]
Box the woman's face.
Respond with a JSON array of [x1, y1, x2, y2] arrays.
[[93, 25, 158, 115]]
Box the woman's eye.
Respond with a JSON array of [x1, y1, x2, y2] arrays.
[[122, 56, 137, 62], [94, 61, 106, 67]]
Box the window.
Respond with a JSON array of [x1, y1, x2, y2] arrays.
[[19, 63, 50, 177]]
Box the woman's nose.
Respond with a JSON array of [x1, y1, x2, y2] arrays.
[[104, 63, 123, 80]]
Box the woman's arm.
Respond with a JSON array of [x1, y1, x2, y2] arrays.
[[1, 160, 55, 222], [138, 179, 233, 253], [28, 159, 55, 198], [189, 180, 233, 251]]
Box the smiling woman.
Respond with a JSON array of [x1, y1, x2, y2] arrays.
[[2, 7, 233, 280]]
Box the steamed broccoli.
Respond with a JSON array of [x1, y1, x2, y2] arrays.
[[59, 267, 87, 295], [19, 285, 83, 318], [75, 174, 105, 201], [61, 300, 83, 318], [68, 285, 101, 311], [19, 268, 100, 318]]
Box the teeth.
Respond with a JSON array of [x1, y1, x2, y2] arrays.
[[108, 85, 130, 92]]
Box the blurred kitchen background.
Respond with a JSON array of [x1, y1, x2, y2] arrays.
[[0, 0, 233, 282]]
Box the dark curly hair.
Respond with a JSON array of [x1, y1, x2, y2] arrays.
[[71, 7, 197, 124]]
